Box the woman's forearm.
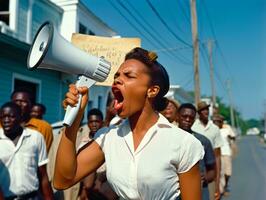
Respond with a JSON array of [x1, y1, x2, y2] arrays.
[[53, 111, 84, 189]]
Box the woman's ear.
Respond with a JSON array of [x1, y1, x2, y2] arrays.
[[147, 85, 160, 98]]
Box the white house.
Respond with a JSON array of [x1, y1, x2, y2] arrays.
[[166, 85, 194, 104], [50, 0, 118, 120]]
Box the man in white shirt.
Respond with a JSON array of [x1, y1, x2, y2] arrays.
[[192, 101, 224, 200], [213, 115, 233, 196], [0, 102, 53, 199], [223, 123, 237, 158], [177, 103, 216, 200]]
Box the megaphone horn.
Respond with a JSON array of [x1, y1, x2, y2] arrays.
[[27, 21, 111, 126]]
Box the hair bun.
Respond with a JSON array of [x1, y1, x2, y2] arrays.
[[148, 51, 158, 61], [154, 97, 169, 111]]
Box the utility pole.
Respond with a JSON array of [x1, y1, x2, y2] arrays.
[[235, 112, 239, 129], [190, 0, 200, 105], [208, 39, 216, 106], [227, 80, 235, 127]]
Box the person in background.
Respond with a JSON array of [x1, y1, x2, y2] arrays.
[[213, 114, 233, 197], [192, 101, 224, 200], [48, 114, 87, 200], [222, 122, 237, 158], [31, 103, 46, 119], [80, 108, 104, 145], [78, 108, 104, 200], [54, 47, 204, 200], [104, 94, 117, 127], [178, 103, 216, 200], [10, 88, 53, 153], [78, 108, 118, 200], [160, 98, 179, 126], [63, 108, 116, 200], [0, 102, 53, 199]]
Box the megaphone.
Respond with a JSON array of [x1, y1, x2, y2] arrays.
[[27, 21, 111, 126]]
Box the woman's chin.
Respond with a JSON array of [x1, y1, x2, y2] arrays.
[[117, 108, 132, 119], [117, 112, 127, 119]]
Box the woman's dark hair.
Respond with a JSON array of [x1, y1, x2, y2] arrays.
[[125, 47, 170, 111]]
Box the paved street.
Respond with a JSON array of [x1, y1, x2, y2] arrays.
[[222, 136, 266, 200]]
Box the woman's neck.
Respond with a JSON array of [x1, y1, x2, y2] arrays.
[[129, 108, 158, 151], [129, 107, 158, 135]]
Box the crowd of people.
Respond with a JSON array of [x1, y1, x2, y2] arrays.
[[0, 47, 237, 200]]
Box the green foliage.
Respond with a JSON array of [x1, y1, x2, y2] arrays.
[[216, 98, 230, 122], [216, 97, 263, 134], [245, 118, 264, 133]]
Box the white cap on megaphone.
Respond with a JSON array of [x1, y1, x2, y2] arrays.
[[27, 21, 111, 82]]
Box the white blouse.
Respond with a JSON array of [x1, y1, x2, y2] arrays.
[[95, 114, 204, 200]]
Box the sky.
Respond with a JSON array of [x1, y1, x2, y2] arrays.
[[82, 0, 266, 120]]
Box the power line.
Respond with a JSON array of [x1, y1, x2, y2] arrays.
[[166, 0, 188, 34], [146, 0, 192, 47], [199, 42, 227, 95], [198, 38, 228, 98], [106, 0, 160, 50], [189, 0, 228, 100], [201, 0, 233, 77], [152, 45, 192, 53], [176, 0, 191, 25], [118, 0, 192, 65], [195, 0, 232, 100], [182, 75, 194, 89], [178, 68, 194, 87], [124, 0, 174, 48], [107, 0, 189, 65]]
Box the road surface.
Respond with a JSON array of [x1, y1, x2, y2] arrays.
[[222, 136, 266, 200]]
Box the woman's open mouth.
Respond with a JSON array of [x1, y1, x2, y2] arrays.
[[112, 87, 124, 111]]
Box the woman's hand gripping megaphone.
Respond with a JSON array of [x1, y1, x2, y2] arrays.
[[62, 75, 95, 126]]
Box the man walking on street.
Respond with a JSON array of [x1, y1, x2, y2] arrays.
[[178, 103, 216, 200], [192, 101, 224, 200], [213, 115, 233, 197]]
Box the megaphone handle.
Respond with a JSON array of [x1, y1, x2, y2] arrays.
[[63, 75, 96, 127]]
